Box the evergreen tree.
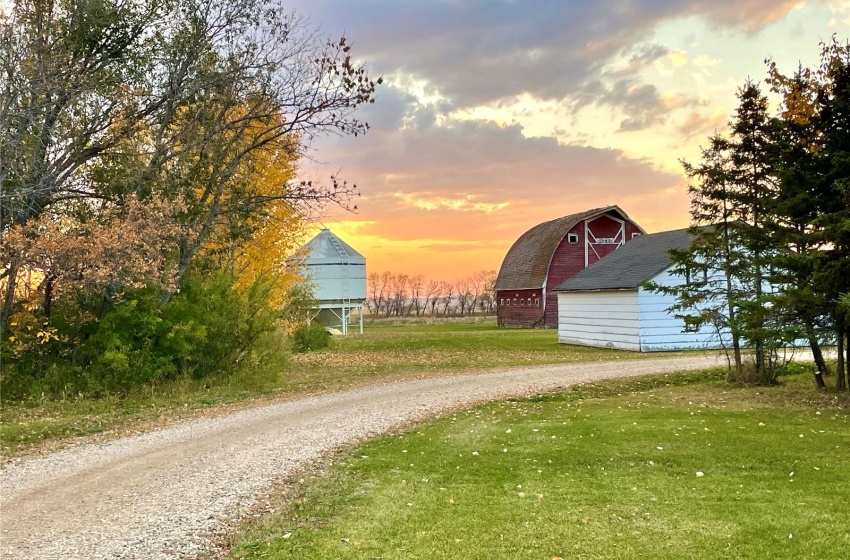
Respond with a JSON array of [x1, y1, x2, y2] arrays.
[[812, 40, 850, 391], [768, 38, 850, 391], [658, 85, 794, 384], [675, 135, 746, 381], [767, 65, 834, 388], [725, 82, 796, 384]]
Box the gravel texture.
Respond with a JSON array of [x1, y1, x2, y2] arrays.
[[1, 354, 727, 559]]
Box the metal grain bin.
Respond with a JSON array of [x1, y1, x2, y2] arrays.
[[300, 228, 366, 334]]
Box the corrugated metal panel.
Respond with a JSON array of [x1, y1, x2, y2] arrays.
[[307, 263, 367, 301], [299, 229, 367, 303]]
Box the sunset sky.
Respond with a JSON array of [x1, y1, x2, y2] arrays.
[[291, 0, 850, 280]]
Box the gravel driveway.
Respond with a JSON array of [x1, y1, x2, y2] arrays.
[[1, 354, 728, 559]]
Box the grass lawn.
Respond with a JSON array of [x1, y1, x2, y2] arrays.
[[225, 370, 850, 560], [287, 321, 661, 392], [2, 321, 649, 458]]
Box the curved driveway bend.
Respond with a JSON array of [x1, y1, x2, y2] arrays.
[[2, 354, 728, 559]]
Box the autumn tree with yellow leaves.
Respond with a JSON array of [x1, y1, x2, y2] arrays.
[[1, 0, 381, 395]]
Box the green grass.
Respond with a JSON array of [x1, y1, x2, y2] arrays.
[[224, 370, 850, 560], [2, 322, 646, 458], [285, 322, 659, 393]]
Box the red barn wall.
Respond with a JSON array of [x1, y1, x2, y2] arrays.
[[543, 215, 644, 328], [496, 288, 544, 328]]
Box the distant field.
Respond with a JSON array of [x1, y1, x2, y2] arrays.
[[2, 322, 649, 457], [286, 321, 660, 393], [224, 370, 850, 560]]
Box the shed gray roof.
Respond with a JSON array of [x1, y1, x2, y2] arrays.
[[495, 206, 635, 291], [555, 227, 692, 292], [301, 229, 365, 265]]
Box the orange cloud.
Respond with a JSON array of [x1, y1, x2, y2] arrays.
[[394, 192, 511, 213], [306, 116, 689, 278]]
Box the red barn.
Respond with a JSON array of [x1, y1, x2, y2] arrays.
[[495, 206, 645, 328]]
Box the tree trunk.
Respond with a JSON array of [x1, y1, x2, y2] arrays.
[[752, 245, 766, 383], [99, 286, 114, 320], [844, 332, 850, 390], [43, 273, 55, 322], [804, 320, 827, 388], [837, 329, 846, 392], [720, 220, 743, 381], [1, 262, 19, 335], [728, 335, 743, 383]]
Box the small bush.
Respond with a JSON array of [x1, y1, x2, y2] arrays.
[[291, 323, 331, 353]]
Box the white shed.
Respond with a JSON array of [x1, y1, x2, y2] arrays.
[[554, 228, 723, 352], [300, 228, 366, 335]]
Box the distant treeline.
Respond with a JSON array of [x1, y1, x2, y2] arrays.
[[365, 271, 497, 317]]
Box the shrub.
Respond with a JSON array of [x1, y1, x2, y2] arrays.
[[1, 268, 284, 399], [291, 322, 331, 353]]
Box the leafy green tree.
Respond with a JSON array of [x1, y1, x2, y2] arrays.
[[1, 0, 169, 327], [2, 0, 381, 322]]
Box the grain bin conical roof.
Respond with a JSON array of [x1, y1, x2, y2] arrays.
[[301, 228, 365, 265]]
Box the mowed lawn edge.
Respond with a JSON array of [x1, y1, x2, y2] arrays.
[[219, 369, 850, 560], [2, 322, 669, 459]]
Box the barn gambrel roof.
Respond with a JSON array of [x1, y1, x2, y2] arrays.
[[495, 206, 638, 291], [555, 227, 693, 292]]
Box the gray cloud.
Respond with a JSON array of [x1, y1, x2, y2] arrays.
[[571, 74, 702, 132], [608, 43, 671, 77], [676, 110, 727, 140], [355, 86, 417, 131], [288, 0, 814, 109]]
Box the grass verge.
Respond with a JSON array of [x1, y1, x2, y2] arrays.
[[2, 322, 649, 458], [222, 369, 850, 560]]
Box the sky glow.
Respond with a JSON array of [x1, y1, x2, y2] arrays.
[[290, 0, 850, 279]]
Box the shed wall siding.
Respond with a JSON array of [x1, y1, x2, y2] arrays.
[[637, 268, 725, 351], [557, 291, 640, 351]]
